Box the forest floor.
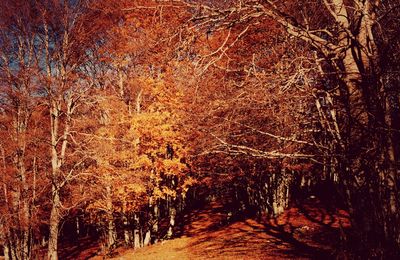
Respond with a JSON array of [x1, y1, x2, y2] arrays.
[[68, 199, 350, 260]]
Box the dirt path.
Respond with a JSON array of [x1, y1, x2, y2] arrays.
[[94, 201, 349, 260]]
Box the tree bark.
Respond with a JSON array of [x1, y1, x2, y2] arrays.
[[143, 230, 151, 246], [47, 189, 60, 260], [133, 213, 141, 249], [151, 200, 159, 244], [3, 242, 10, 260], [167, 201, 176, 239], [105, 184, 116, 249], [122, 202, 133, 246]]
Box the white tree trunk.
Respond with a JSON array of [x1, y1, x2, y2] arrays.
[[133, 213, 141, 249], [122, 202, 133, 246], [3, 240, 10, 260], [167, 206, 176, 239], [47, 189, 60, 260], [143, 231, 151, 246]]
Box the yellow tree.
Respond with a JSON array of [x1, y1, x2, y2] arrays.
[[86, 73, 192, 251]]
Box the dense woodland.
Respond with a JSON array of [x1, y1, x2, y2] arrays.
[[0, 0, 399, 259]]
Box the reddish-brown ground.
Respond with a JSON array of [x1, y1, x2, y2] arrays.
[[77, 200, 349, 260]]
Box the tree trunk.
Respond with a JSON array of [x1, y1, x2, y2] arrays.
[[9, 241, 17, 260], [105, 185, 116, 249], [167, 201, 176, 239], [152, 202, 159, 243], [143, 230, 151, 246], [76, 216, 80, 237], [133, 213, 141, 249], [47, 189, 60, 260], [123, 218, 133, 246], [1, 229, 10, 260], [107, 219, 116, 250], [122, 202, 133, 246], [3, 243, 10, 260], [149, 197, 159, 244]]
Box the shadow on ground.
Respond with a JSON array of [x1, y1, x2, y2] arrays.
[[110, 200, 350, 260], [59, 237, 100, 260]]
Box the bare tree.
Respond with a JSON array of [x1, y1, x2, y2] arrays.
[[173, 0, 400, 256]]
